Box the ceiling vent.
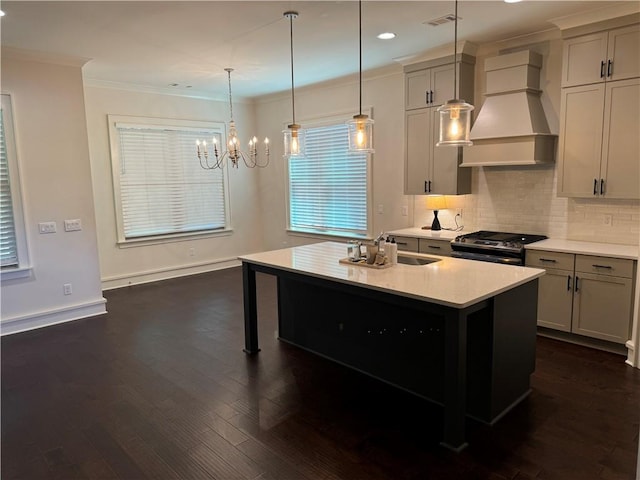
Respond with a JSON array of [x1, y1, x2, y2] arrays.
[[424, 14, 459, 27]]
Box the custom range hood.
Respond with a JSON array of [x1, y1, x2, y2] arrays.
[[461, 50, 557, 167]]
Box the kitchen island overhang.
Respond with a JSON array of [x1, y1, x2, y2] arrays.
[[239, 242, 545, 451]]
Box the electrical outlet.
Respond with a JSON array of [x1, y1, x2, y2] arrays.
[[189, 247, 195, 256], [64, 219, 82, 232], [38, 222, 57, 234], [63, 283, 73, 295], [603, 214, 613, 226], [377, 204, 384, 214], [401, 206, 408, 216]]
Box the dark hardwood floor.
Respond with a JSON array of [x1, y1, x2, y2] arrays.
[[2, 267, 639, 479]]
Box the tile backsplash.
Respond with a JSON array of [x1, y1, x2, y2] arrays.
[[414, 166, 640, 246]]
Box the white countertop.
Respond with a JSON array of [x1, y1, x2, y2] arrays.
[[526, 239, 638, 260], [386, 228, 460, 241], [239, 242, 544, 309]]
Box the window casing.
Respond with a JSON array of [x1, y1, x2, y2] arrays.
[[0, 94, 30, 279], [287, 112, 372, 239], [108, 115, 230, 245]]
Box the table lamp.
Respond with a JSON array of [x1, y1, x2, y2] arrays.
[[425, 195, 448, 231]]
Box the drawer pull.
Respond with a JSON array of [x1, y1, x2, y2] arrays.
[[592, 264, 612, 269], [427, 245, 441, 249], [396, 242, 409, 246], [567, 275, 572, 291], [539, 258, 557, 263]]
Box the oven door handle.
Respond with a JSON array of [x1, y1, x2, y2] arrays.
[[450, 251, 523, 265]]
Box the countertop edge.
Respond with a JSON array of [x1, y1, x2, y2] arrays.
[[239, 255, 545, 310], [525, 239, 639, 260]]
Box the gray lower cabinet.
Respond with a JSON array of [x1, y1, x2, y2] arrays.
[[392, 236, 419, 253], [526, 250, 636, 344], [419, 238, 452, 256], [391, 236, 452, 256]]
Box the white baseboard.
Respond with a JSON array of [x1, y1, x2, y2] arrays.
[[101, 257, 241, 290], [0, 298, 107, 336], [625, 340, 635, 368]]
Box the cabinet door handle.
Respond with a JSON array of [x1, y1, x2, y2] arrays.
[[600, 60, 606, 78], [428, 180, 432, 192], [430, 90, 434, 104], [424, 181, 428, 193], [425, 91, 429, 105], [575, 276, 580, 292], [539, 258, 557, 263], [593, 179, 598, 195], [427, 245, 441, 250], [567, 275, 572, 291], [607, 59, 613, 77], [600, 179, 605, 195], [592, 264, 613, 269]]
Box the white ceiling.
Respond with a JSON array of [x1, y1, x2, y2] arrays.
[[1, 1, 636, 99]]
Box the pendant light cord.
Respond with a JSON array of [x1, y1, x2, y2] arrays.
[[453, 0, 458, 99], [289, 13, 296, 125], [358, 0, 363, 116]]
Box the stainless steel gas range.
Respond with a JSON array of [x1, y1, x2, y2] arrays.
[[451, 230, 547, 266]]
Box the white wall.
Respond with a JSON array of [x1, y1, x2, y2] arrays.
[[255, 66, 411, 251], [0, 52, 106, 334], [84, 86, 266, 289]]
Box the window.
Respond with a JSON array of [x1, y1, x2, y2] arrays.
[[1, 94, 30, 279], [287, 113, 371, 238], [108, 116, 230, 244]]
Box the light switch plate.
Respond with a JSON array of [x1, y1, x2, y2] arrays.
[[38, 222, 57, 234], [64, 219, 82, 232]]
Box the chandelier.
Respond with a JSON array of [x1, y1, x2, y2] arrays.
[[196, 68, 270, 169]]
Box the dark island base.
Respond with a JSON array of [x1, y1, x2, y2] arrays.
[[242, 262, 538, 450]]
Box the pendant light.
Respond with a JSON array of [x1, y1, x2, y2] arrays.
[[283, 11, 305, 157], [347, 0, 374, 153], [436, 0, 474, 147]]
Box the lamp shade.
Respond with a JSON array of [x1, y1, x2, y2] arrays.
[[426, 195, 448, 211], [347, 114, 374, 153]]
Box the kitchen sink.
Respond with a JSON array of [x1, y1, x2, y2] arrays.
[[396, 255, 440, 266]]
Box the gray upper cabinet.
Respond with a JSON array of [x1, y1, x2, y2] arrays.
[[403, 55, 474, 195], [561, 24, 640, 87], [405, 64, 455, 110], [558, 21, 640, 199]]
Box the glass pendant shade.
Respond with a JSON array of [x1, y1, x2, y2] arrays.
[[283, 123, 305, 157], [347, 114, 374, 153], [436, 99, 474, 147]]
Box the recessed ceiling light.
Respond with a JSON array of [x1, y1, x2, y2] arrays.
[[377, 32, 396, 40], [504, 0, 522, 3], [0, 10, 6, 16]]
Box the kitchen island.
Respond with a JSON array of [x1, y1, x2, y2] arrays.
[[239, 242, 545, 451]]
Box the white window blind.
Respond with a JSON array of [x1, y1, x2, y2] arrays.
[[0, 102, 18, 268], [288, 121, 369, 237], [114, 123, 227, 240]]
